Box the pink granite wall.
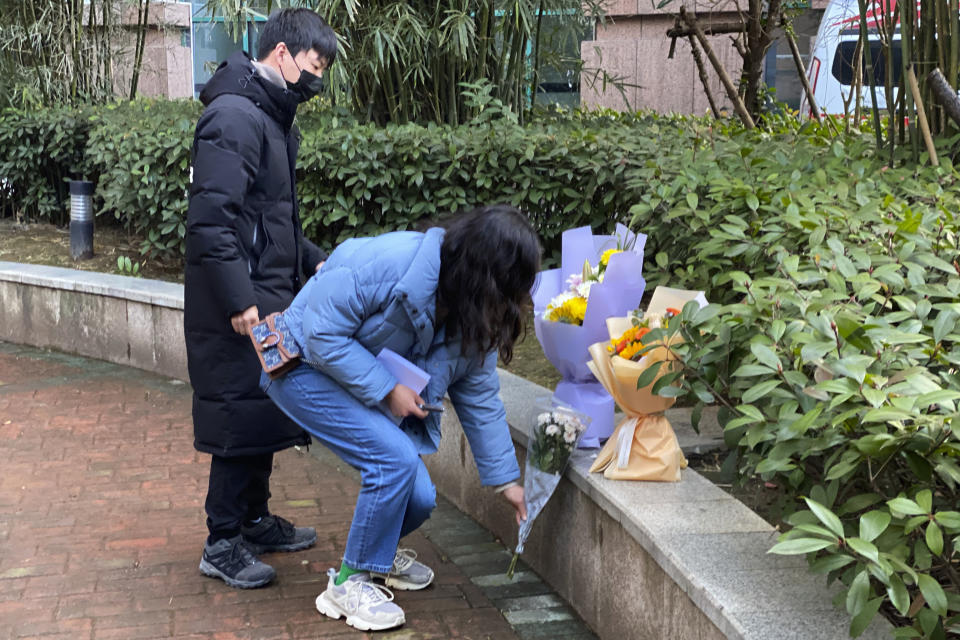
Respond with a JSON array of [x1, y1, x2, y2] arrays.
[[582, 0, 825, 114], [582, 8, 745, 115], [111, 1, 193, 99]]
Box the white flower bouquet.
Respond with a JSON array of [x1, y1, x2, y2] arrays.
[[506, 404, 590, 578]]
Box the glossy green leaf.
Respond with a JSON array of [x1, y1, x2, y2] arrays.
[[933, 511, 960, 529], [925, 521, 944, 555], [859, 511, 891, 543], [849, 597, 883, 638], [887, 497, 926, 516], [886, 573, 910, 616], [846, 537, 880, 563], [917, 574, 948, 616], [846, 569, 870, 617], [742, 379, 782, 404], [804, 497, 845, 538], [768, 537, 836, 555]]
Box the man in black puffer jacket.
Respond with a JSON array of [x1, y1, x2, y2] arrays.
[[184, 8, 336, 589]]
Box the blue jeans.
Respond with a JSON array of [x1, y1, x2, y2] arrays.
[[261, 364, 436, 573]]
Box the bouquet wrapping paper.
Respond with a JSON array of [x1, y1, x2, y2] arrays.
[[507, 404, 590, 577], [532, 224, 647, 447], [587, 287, 706, 481]]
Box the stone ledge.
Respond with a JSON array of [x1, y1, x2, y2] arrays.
[[469, 370, 892, 640], [0, 262, 186, 380], [0, 261, 184, 310], [0, 263, 893, 639]]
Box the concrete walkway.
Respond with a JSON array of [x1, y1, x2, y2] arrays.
[[0, 343, 594, 640]]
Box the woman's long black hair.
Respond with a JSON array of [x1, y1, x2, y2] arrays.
[[437, 205, 541, 365]]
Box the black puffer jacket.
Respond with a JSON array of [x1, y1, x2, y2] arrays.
[[184, 51, 325, 456]]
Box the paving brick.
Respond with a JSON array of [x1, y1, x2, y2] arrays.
[[57, 592, 136, 619], [12, 615, 93, 638]]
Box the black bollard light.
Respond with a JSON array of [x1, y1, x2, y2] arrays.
[[69, 180, 94, 260]]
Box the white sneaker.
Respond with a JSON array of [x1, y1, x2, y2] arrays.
[[372, 548, 435, 591], [315, 568, 405, 631]]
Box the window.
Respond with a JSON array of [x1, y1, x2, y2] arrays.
[[190, 1, 267, 96], [831, 38, 903, 87], [533, 14, 591, 108]]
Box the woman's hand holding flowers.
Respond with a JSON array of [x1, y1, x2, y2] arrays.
[[502, 485, 527, 525]]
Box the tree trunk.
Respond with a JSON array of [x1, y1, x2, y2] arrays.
[[927, 68, 960, 128]]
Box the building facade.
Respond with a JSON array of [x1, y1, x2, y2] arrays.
[[134, 1, 830, 116], [114, 1, 193, 99], [580, 0, 830, 114]]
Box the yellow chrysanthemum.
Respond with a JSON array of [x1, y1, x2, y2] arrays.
[[619, 341, 645, 360], [600, 248, 622, 267], [546, 296, 588, 325]]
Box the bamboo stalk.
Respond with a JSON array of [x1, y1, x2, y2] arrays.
[[129, 0, 150, 100], [476, 1, 490, 81], [883, 1, 899, 164], [907, 66, 939, 166], [783, 27, 821, 121], [448, 55, 458, 124], [899, 0, 919, 160], [494, 8, 515, 102], [951, 0, 959, 102], [680, 6, 755, 128], [687, 35, 721, 118], [936, 0, 947, 75], [856, 0, 883, 149], [529, 1, 544, 112]]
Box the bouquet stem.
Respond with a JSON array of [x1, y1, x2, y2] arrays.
[[506, 552, 519, 579]]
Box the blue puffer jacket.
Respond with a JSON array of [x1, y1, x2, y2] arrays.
[[283, 228, 520, 487]]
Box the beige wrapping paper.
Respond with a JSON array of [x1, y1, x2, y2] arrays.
[[586, 296, 701, 482]]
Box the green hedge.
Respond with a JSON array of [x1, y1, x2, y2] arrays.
[[85, 100, 200, 256], [633, 133, 960, 636], [0, 106, 90, 224], [0, 100, 731, 266], [0, 100, 858, 282]]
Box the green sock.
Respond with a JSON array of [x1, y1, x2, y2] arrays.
[[335, 561, 362, 586]]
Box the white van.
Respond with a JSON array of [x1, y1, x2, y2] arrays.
[[800, 0, 903, 116]]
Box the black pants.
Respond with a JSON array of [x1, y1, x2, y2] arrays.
[[205, 453, 273, 542]]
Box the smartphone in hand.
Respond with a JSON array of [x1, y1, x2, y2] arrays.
[[418, 403, 445, 413]]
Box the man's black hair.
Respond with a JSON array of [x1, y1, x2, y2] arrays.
[[257, 8, 337, 66]]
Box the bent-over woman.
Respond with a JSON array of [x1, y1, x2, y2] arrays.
[[261, 205, 538, 631]]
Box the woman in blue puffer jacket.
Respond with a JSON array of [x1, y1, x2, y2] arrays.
[[261, 205, 539, 631]]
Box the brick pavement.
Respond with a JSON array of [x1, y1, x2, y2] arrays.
[[0, 343, 531, 640]]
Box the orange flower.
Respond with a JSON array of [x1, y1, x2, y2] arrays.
[[610, 325, 651, 361]]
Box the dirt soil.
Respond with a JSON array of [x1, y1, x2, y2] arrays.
[[0, 219, 184, 283]]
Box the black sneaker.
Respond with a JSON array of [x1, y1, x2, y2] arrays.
[[199, 535, 276, 589], [241, 515, 317, 554]]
